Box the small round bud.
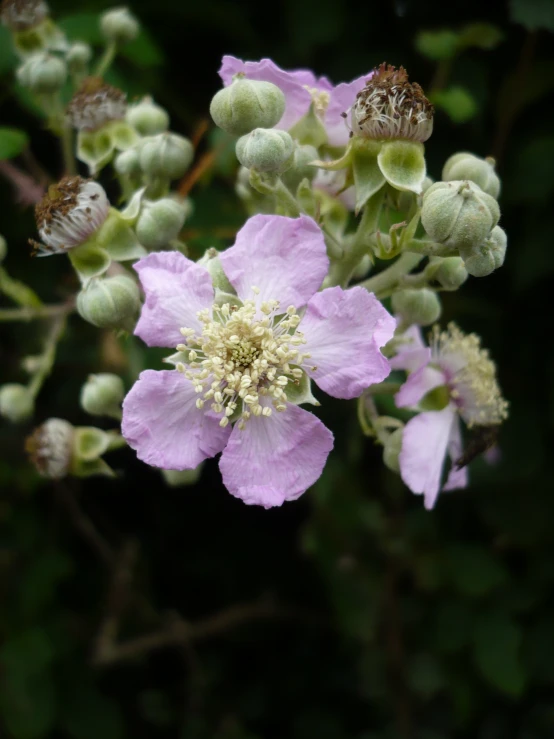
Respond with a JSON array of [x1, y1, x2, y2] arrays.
[[25, 417, 74, 479], [114, 147, 141, 177], [383, 427, 404, 473], [443, 152, 500, 199], [80, 373, 124, 418], [0, 383, 34, 423], [236, 128, 294, 173], [0, 234, 7, 262], [17, 52, 66, 93], [459, 226, 507, 278], [77, 274, 140, 331], [135, 198, 186, 249], [431, 257, 468, 290], [352, 63, 434, 143], [281, 143, 318, 190], [139, 133, 193, 180], [210, 76, 285, 136], [391, 288, 441, 326], [421, 180, 500, 252], [66, 41, 92, 74], [100, 6, 139, 44], [126, 96, 169, 136]]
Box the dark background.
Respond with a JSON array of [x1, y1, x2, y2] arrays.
[[1, 0, 554, 737]]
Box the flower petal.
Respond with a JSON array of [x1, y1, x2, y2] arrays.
[[443, 415, 469, 491], [395, 365, 445, 408], [325, 73, 372, 147], [219, 404, 334, 508], [134, 251, 214, 348], [300, 286, 395, 399], [122, 370, 230, 470], [219, 214, 328, 307], [389, 324, 428, 371], [218, 56, 317, 131], [399, 405, 457, 510]]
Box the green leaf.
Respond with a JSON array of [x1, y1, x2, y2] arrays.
[[407, 653, 444, 699], [432, 86, 478, 123], [0, 673, 56, 739], [510, 0, 554, 31], [0, 127, 29, 160], [445, 544, 508, 597], [473, 610, 526, 695], [0, 267, 42, 307], [457, 23, 504, 50], [61, 681, 123, 739], [434, 601, 474, 653], [0, 26, 17, 74], [415, 30, 460, 60]]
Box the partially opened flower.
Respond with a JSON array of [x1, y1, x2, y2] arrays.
[[391, 324, 508, 509], [219, 56, 372, 147], [122, 214, 395, 508]]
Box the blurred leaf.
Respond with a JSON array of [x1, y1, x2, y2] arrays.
[[432, 86, 478, 123], [445, 544, 508, 596], [510, 0, 554, 31], [61, 681, 123, 739], [0, 267, 42, 307], [505, 135, 554, 205], [0, 628, 55, 677], [19, 550, 74, 619], [0, 673, 56, 739], [472, 610, 526, 695], [457, 23, 503, 50], [407, 653, 444, 698], [434, 601, 474, 653], [0, 127, 29, 160], [415, 30, 460, 60], [0, 26, 17, 73]]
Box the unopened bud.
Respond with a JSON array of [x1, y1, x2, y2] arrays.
[[443, 152, 500, 199], [0, 383, 34, 422], [421, 180, 500, 252], [66, 41, 92, 75], [77, 274, 140, 331], [126, 96, 169, 136], [100, 6, 139, 44], [431, 256, 468, 290], [17, 51, 66, 93], [114, 147, 141, 177], [210, 76, 285, 136], [80, 373, 124, 418], [459, 225, 507, 278], [391, 288, 441, 326], [236, 128, 294, 173], [139, 133, 193, 180], [135, 198, 186, 249], [25, 417, 74, 478], [383, 427, 404, 473]]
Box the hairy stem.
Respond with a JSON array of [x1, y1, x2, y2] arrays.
[[360, 253, 423, 298]]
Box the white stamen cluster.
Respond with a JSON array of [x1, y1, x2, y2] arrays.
[[25, 418, 74, 479], [432, 323, 508, 427], [350, 63, 434, 143], [34, 176, 109, 255], [66, 77, 127, 132], [176, 290, 312, 429], [303, 85, 331, 118], [1, 0, 48, 31]]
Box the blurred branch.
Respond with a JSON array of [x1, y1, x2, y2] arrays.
[[0, 302, 73, 322], [0, 160, 45, 206]]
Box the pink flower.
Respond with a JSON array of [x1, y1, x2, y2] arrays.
[[122, 214, 395, 508], [391, 325, 508, 510], [218, 56, 372, 148]]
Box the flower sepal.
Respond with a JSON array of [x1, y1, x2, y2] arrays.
[[285, 369, 320, 407], [288, 101, 328, 148], [77, 120, 139, 174], [68, 241, 110, 281], [71, 427, 125, 478]]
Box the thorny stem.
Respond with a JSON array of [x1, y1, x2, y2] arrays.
[[95, 40, 118, 77], [360, 252, 422, 298]]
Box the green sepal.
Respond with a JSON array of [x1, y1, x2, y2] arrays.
[[377, 140, 426, 194], [163, 352, 190, 366], [68, 241, 111, 281], [296, 178, 317, 217], [351, 138, 386, 214], [162, 464, 204, 487], [288, 102, 328, 148], [73, 426, 112, 462], [77, 129, 113, 175], [72, 457, 116, 478], [213, 290, 242, 310], [286, 369, 320, 407], [96, 210, 146, 262], [105, 120, 140, 151], [310, 145, 352, 172]]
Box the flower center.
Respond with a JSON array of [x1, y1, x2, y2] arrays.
[[176, 289, 310, 429]]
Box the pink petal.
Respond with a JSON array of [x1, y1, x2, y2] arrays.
[[395, 365, 445, 408], [219, 403, 334, 508], [443, 415, 469, 491], [122, 370, 230, 470], [325, 74, 372, 147], [219, 214, 328, 307], [399, 406, 457, 510], [389, 325, 428, 371], [300, 286, 395, 399], [218, 56, 316, 131], [134, 251, 214, 348]]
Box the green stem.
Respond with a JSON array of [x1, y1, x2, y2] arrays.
[[28, 313, 68, 398], [59, 123, 77, 175], [0, 303, 72, 322], [367, 381, 402, 396], [274, 179, 300, 217], [404, 238, 457, 258], [95, 41, 117, 77], [359, 253, 423, 298]]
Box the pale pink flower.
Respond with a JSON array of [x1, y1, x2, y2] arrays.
[[122, 214, 395, 508]]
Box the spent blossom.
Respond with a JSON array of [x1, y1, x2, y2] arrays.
[[122, 214, 395, 508], [0, 0, 48, 30], [219, 56, 373, 147], [391, 324, 508, 509], [66, 76, 127, 131]]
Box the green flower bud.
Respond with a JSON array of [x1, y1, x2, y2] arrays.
[[236, 128, 294, 173], [66, 42, 92, 75], [281, 144, 318, 191], [442, 152, 500, 199], [126, 96, 169, 136], [114, 147, 141, 177], [0, 383, 34, 423], [135, 198, 186, 249], [139, 133, 193, 180], [431, 256, 468, 290], [100, 6, 139, 44], [17, 52, 67, 93], [77, 274, 140, 331], [391, 288, 441, 326], [421, 180, 500, 252], [210, 76, 285, 136], [80, 373, 125, 418], [0, 234, 7, 262], [459, 225, 507, 278], [383, 427, 404, 473]]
